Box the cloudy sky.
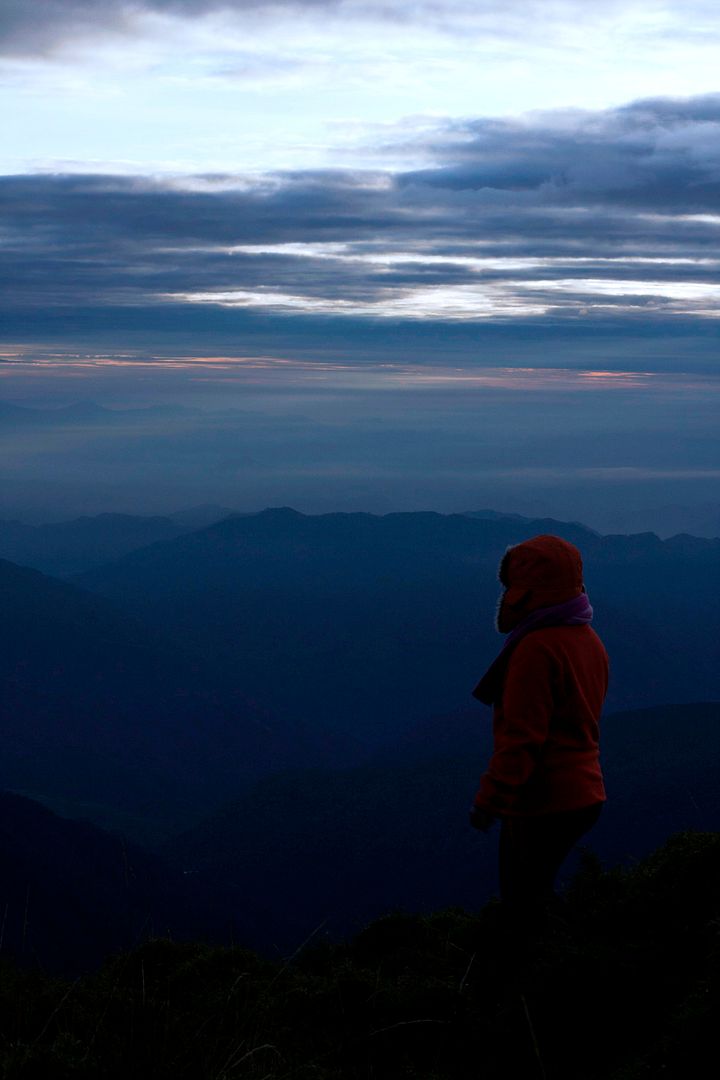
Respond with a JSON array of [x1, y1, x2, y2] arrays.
[[1, 0, 719, 526]]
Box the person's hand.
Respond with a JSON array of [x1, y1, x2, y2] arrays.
[[469, 805, 496, 832]]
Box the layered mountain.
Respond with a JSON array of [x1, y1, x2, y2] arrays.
[[0, 507, 237, 576], [75, 508, 720, 750], [5, 507, 718, 955], [0, 513, 184, 576], [0, 558, 350, 842], [2, 702, 717, 970], [602, 500, 720, 539]]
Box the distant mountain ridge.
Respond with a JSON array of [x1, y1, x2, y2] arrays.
[[464, 507, 600, 532], [0, 506, 238, 576], [3, 506, 718, 913], [1, 502, 715, 579], [74, 508, 720, 743], [0, 513, 186, 575], [602, 499, 720, 539]]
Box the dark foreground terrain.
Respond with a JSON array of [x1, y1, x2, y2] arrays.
[[1, 830, 718, 1079]]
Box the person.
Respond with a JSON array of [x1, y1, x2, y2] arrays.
[[469, 534, 609, 945]]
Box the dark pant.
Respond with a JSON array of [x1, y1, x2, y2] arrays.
[[498, 802, 603, 948]]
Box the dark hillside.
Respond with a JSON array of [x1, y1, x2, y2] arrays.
[[163, 702, 720, 952], [0, 558, 350, 841], [0, 791, 198, 974], [0, 830, 718, 1078]]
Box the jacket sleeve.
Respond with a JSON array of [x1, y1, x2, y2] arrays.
[[473, 637, 556, 814]]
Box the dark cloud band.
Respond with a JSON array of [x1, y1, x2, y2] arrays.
[[0, 1, 708, 57], [1, 94, 719, 351]]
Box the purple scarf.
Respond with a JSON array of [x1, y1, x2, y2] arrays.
[[472, 592, 594, 706]]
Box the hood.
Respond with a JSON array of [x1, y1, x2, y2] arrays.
[[498, 534, 584, 624]]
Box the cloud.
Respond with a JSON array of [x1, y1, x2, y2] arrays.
[[1, 94, 720, 360], [3, 0, 720, 58], [0, 1, 306, 57], [0, 1, 380, 57], [399, 95, 720, 212]]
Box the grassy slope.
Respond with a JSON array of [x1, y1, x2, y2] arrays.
[[1, 830, 718, 1079]]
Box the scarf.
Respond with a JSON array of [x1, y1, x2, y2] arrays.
[[471, 591, 594, 706]]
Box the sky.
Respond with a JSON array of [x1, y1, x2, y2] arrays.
[[1, 0, 719, 529]]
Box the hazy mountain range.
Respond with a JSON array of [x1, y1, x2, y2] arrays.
[[1, 401, 719, 538], [73, 508, 720, 745], [0, 505, 237, 576], [1, 504, 718, 967]]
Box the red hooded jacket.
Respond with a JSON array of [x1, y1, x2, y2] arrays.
[[473, 536, 609, 817]]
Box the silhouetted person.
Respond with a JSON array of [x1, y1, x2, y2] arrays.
[[469, 535, 609, 953]]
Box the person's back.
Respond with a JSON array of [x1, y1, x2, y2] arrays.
[[481, 623, 609, 816]]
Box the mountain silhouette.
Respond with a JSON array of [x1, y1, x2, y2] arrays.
[[74, 508, 720, 751], [0, 557, 351, 841], [0, 790, 198, 974], [0, 513, 185, 575]]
